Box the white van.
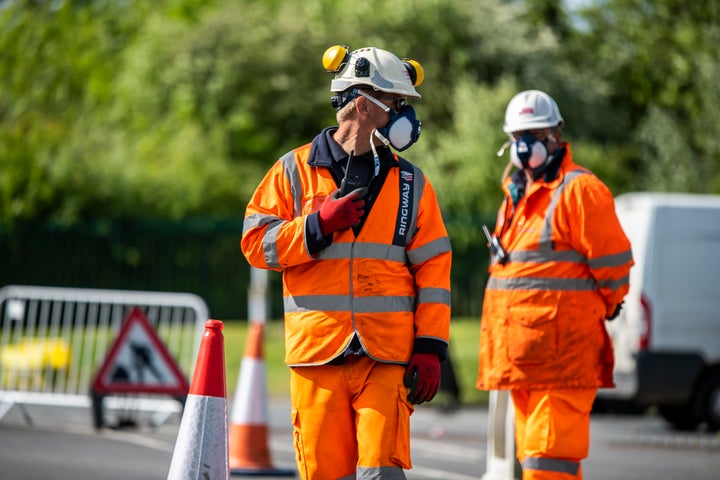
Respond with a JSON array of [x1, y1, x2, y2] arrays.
[[600, 192, 720, 431]]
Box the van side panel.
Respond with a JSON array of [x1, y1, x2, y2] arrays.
[[602, 193, 720, 405], [651, 206, 720, 358]]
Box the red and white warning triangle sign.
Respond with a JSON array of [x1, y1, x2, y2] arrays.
[[92, 307, 189, 396]]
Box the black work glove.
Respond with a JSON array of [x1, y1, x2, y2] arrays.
[[606, 302, 624, 321]]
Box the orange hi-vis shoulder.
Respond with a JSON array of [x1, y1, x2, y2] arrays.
[[477, 145, 633, 390], [242, 142, 452, 366]]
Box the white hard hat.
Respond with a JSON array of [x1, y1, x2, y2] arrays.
[[503, 90, 564, 134], [323, 45, 423, 99]]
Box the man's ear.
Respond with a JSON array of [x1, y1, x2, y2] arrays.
[[356, 96, 369, 115]]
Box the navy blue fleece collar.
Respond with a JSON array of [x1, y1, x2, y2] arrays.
[[307, 126, 396, 168]]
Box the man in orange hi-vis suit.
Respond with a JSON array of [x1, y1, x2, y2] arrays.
[[477, 90, 633, 480], [241, 45, 452, 480]]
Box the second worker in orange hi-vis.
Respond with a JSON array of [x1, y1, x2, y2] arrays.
[[241, 45, 452, 480], [477, 90, 634, 480]]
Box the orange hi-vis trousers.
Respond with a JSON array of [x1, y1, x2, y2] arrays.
[[290, 356, 414, 480], [512, 388, 597, 480]]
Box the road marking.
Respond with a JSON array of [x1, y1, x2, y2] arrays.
[[409, 465, 481, 480], [102, 430, 175, 451], [411, 437, 483, 462]]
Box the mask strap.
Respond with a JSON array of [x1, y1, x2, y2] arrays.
[[370, 130, 384, 176], [358, 90, 392, 114], [496, 141, 511, 157]]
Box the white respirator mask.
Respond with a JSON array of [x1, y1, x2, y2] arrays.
[[374, 106, 421, 151], [358, 90, 421, 152]]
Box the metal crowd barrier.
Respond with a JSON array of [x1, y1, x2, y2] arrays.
[[0, 285, 207, 424]]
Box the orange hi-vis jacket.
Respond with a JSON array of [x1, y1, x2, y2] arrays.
[[242, 134, 452, 367], [477, 144, 633, 390]]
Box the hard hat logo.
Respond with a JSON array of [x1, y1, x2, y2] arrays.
[[323, 45, 423, 107]]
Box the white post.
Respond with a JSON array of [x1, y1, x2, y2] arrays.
[[481, 390, 521, 480], [248, 267, 268, 325]]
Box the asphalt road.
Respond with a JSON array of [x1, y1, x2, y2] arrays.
[[1, 398, 719, 480]]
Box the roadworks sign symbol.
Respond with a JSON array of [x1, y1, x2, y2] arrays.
[[92, 307, 189, 396]]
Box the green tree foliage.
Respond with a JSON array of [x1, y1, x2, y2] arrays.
[[0, 1, 147, 223], [570, 0, 720, 192], [2, 0, 719, 238], [1, 0, 569, 240]]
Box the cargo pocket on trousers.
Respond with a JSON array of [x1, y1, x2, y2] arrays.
[[506, 303, 558, 365], [291, 408, 307, 478], [391, 388, 414, 469]]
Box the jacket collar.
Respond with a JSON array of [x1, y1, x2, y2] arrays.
[[307, 126, 397, 168]]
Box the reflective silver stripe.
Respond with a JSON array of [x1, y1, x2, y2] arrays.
[[588, 249, 633, 269], [487, 276, 596, 291], [243, 151, 301, 269], [242, 212, 276, 235], [501, 169, 590, 266], [284, 295, 414, 313], [417, 287, 451, 306], [407, 236, 452, 266], [318, 242, 407, 263], [357, 465, 407, 480], [508, 249, 587, 264], [280, 151, 303, 218], [538, 169, 589, 249], [522, 456, 580, 475], [242, 214, 285, 267], [263, 219, 284, 268], [597, 274, 630, 290]]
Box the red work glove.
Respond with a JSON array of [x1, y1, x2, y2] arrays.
[[403, 353, 441, 405], [318, 188, 366, 236]]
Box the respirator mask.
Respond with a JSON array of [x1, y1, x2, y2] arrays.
[[510, 132, 550, 170], [358, 90, 421, 152], [374, 106, 421, 151]]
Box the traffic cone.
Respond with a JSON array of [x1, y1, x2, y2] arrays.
[[168, 320, 229, 480], [228, 321, 295, 476]]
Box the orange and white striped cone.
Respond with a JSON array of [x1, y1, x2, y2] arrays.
[[168, 320, 229, 480], [228, 321, 295, 476]]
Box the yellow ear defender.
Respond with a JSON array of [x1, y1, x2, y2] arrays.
[[322, 45, 350, 73], [403, 59, 424, 87]]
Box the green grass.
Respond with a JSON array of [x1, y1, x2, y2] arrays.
[[221, 317, 488, 407]]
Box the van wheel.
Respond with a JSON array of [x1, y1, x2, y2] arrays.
[[657, 404, 702, 431], [697, 372, 720, 432]]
